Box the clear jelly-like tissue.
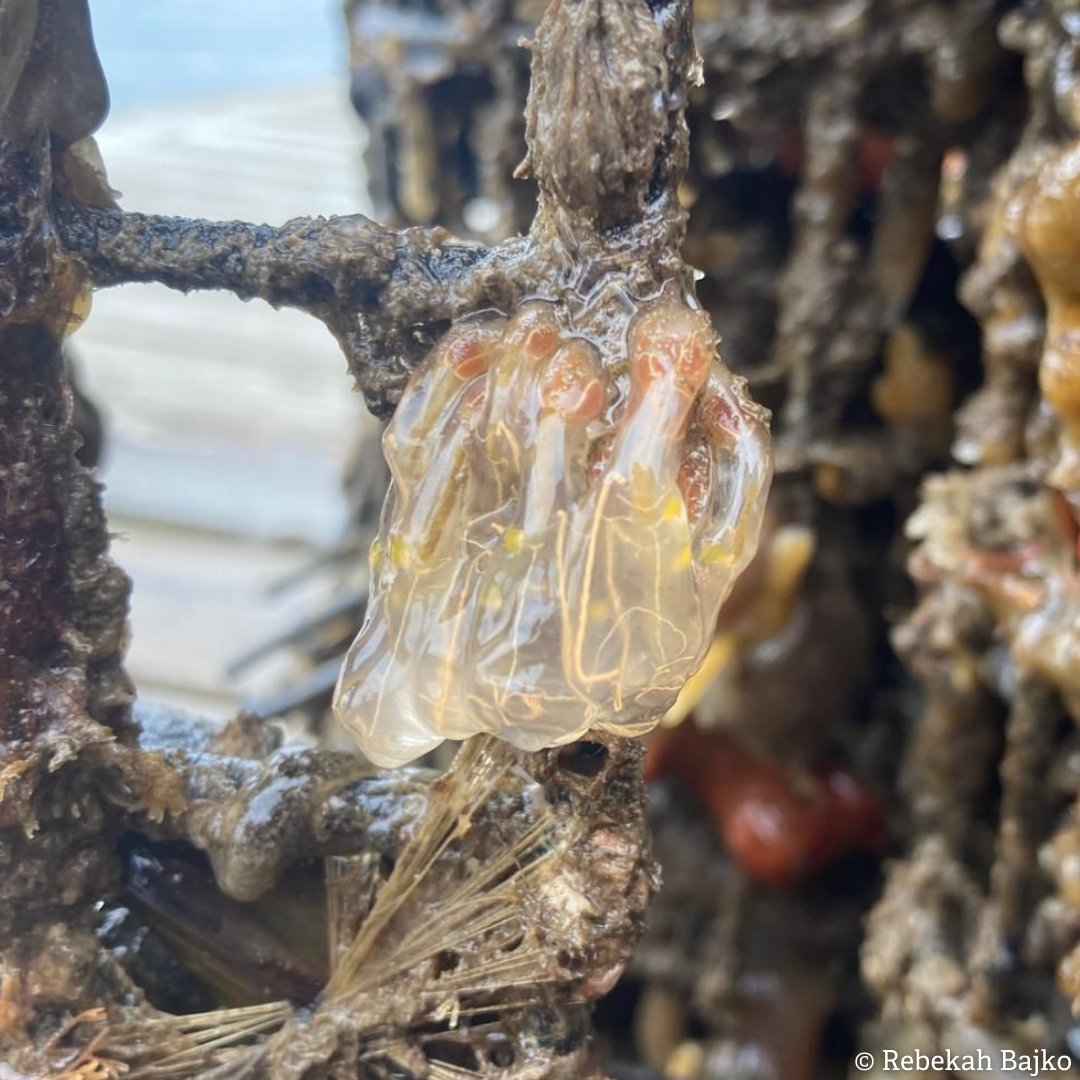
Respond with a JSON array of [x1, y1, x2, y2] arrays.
[[334, 299, 772, 766]]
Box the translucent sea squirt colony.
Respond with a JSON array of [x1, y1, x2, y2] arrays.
[[334, 297, 772, 767]]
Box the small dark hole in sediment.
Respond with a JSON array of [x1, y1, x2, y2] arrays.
[[423, 1039, 481, 1073], [489, 1042, 515, 1069], [434, 949, 460, 974], [557, 948, 584, 973], [557, 741, 608, 778]]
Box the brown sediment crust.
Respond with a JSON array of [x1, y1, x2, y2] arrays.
[[12, 0, 1080, 1076], [1, 0, 693, 1075]]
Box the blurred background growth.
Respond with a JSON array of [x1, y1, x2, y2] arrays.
[[78, 2, 377, 719]]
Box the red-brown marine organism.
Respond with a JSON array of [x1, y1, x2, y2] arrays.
[[647, 722, 888, 888]]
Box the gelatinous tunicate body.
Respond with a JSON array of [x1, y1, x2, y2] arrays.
[[334, 298, 772, 767]]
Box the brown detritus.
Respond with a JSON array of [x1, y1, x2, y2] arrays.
[[5, 0, 693, 1076], [1058, 939, 1080, 1015], [954, 154, 1045, 468], [868, 464, 1079, 1037], [967, 677, 1061, 1024], [890, 463, 1080, 884], [893, 577, 1001, 844], [1043, 819, 1080, 913], [921, 38, 1080, 1035], [95, 735, 654, 1079], [862, 836, 984, 1028]]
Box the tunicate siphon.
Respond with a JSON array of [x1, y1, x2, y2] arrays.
[[334, 298, 771, 766]]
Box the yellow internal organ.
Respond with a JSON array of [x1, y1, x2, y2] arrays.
[[333, 300, 772, 767]]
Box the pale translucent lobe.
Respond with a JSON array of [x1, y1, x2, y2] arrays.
[[334, 300, 772, 767]]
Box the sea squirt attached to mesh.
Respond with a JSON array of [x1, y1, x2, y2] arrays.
[[334, 297, 772, 767]]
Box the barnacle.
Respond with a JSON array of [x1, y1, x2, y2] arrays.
[[334, 298, 771, 767]]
